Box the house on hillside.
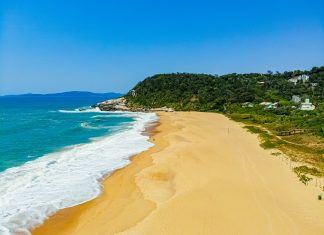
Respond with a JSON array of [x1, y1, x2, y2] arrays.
[[288, 77, 298, 85], [288, 74, 310, 85], [300, 99, 315, 111], [259, 102, 278, 109], [297, 74, 309, 83], [241, 102, 254, 108], [291, 95, 301, 104], [311, 83, 318, 91]]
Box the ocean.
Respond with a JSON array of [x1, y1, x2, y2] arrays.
[[0, 96, 157, 235]]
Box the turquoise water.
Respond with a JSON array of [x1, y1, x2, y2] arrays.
[[0, 96, 157, 234], [0, 96, 134, 172]]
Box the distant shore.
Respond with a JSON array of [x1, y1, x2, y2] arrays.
[[32, 112, 324, 235]]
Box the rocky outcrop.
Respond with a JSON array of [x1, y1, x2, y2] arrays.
[[94, 97, 130, 111], [93, 97, 174, 112]]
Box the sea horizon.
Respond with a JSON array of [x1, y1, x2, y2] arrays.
[[2, 0, 323, 233]]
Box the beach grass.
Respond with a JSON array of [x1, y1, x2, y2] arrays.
[[242, 124, 324, 181], [244, 125, 284, 149]]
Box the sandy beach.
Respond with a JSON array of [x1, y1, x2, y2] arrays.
[[32, 112, 324, 235]]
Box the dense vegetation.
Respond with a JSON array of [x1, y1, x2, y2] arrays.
[[125, 66, 324, 181], [126, 67, 323, 110], [125, 67, 323, 134]]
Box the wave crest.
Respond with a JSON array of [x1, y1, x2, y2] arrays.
[[58, 107, 101, 113], [0, 112, 158, 234]]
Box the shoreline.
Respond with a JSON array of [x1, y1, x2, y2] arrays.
[[32, 112, 324, 235], [31, 113, 163, 235], [0, 111, 157, 234]]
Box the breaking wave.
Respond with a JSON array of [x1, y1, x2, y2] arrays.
[[0, 112, 158, 235]]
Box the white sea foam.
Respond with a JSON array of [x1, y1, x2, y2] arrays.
[[80, 122, 100, 129], [91, 114, 129, 118], [0, 112, 158, 235], [80, 122, 115, 130], [58, 107, 102, 113]]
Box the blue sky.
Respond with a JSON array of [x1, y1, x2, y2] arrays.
[[1, 0, 323, 94]]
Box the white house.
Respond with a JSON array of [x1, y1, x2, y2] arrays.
[[241, 102, 254, 108], [291, 95, 301, 104], [311, 83, 318, 90], [288, 78, 298, 85], [297, 74, 309, 82], [288, 74, 310, 85], [260, 102, 278, 109], [300, 99, 315, 111]]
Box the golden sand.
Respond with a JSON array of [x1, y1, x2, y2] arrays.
[[32, 112, 324, 235]]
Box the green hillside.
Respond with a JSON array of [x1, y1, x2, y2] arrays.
[[125, 67, 324, 111], [125, 67, 324, 181], [125, 67, 324, 136]]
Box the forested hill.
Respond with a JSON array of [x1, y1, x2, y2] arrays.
[[125, 66, 323, 112], [126, 67, 324, 180]]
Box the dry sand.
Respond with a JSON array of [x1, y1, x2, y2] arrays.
[[32, 112, 324, 235]]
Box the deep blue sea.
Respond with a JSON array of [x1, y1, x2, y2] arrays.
[[0, 96, 157, 234]]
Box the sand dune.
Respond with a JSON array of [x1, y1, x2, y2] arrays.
[[33, 112, 324, 235]]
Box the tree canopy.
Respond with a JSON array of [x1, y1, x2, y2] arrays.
[[125, 67, 324, 111]]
